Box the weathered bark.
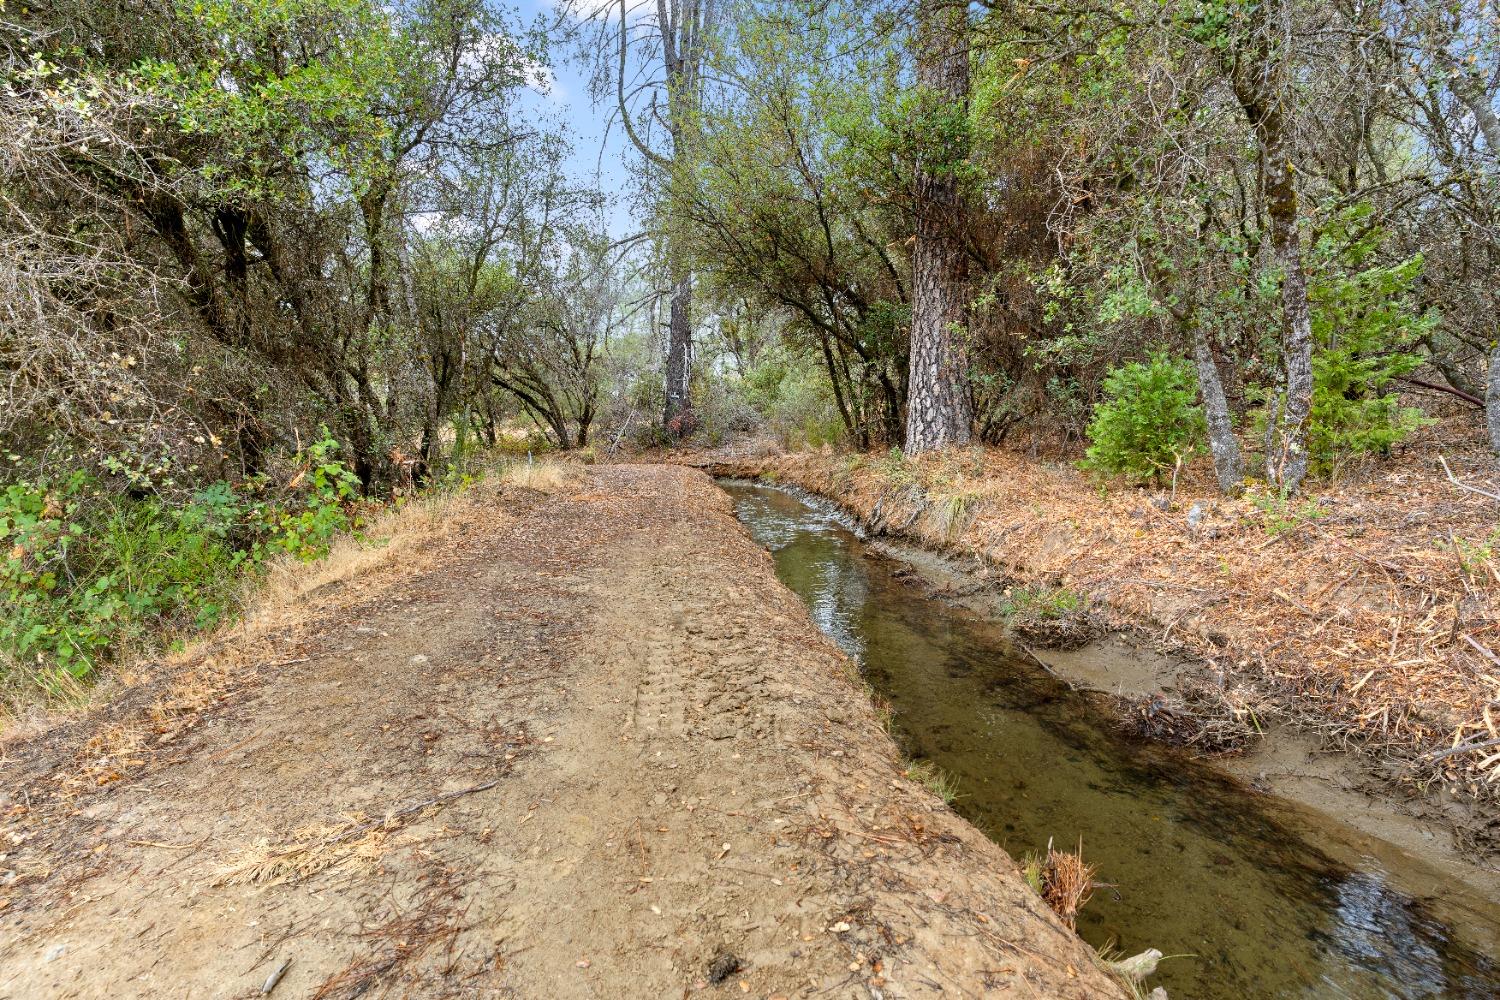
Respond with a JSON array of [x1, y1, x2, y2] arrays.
[[1192, 324, 1243, 492], [905, 0, 974, 453], [664, 275, 693, 425], [1488, 342, 1500, 455], [1223, 4, 1312, 493]]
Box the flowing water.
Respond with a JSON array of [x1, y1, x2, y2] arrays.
[[720, 478, 1500, 1000]]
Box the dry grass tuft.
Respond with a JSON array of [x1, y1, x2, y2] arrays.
[[499, 457, 576, 493], [1022, 840, 1101, 931], [213, 779, 498, 887], [252, 489, 467, 625], [214, 819, 397, 887]]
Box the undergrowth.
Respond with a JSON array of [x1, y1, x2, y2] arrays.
[[0, 437, 548, 706], [904, 758, 959, 804]]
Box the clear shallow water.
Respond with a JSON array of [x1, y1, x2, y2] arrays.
[[721, 479, 1500, 1000]]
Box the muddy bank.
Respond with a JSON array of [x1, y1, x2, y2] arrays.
[[704, 452, 1500, 874], [1, 465, 1126, 999]]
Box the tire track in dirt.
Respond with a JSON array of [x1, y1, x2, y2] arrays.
[[1, 465, 1124, 999]]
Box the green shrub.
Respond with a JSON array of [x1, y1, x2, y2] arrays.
[[1303, 232, 1434, 475], [1081, 353, 1205, 482], [742, 348, 845, 449], [1, 430, 360, 689], [1250, 209, 1436, 478]]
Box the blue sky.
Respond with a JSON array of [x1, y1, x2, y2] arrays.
[[514, 0, 639, 238]]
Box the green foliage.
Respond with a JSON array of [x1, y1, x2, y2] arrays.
[[0, 432, 361, 690], [1082, 354, 1206, 482], [1244, 484, 1324, 537], [1302, 217, 1435, 475], [904, 758, 959, 804], [739, 348, 846, 449], [128, 0, 405, 201], [1005, 584, 1084, 621], [253, 431, 362, 561], [1447, 529, 1500, 585]]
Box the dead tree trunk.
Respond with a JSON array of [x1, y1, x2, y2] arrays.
[[1488, 342, 1500, 455], [905, 0, 974, 453]]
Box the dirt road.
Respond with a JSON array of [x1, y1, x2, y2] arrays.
[[1, 465, 1122, 999]]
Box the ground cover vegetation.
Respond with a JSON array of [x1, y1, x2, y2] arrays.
[[3, 0, 1498, 702]]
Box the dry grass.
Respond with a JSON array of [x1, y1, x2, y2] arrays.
[[1022, 840, 1100, 931], [499, 457, 576, 492], [214, 821, 398, 887]]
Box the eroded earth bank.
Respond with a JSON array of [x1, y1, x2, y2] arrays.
[[0, 465, 1123, 999]]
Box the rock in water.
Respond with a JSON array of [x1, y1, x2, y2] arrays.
[[1106, 947, 1163, 982]]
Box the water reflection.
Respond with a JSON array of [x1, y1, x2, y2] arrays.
[[722, 479, 1500, 1000]]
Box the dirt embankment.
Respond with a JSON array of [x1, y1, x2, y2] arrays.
[[704, 436, 1500, 859], [0, 465, 1125, 999]]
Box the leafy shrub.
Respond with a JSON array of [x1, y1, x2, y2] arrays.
[[694, 376, 761, 446], [1081, 353, 1205, 482], [1, 430, 360, 689], [742, 348, 845, 449]]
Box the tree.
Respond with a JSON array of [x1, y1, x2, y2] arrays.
[[1208, 0, 1315, 492], [905, 0, 976, 452], [572, 0, 723, 431]]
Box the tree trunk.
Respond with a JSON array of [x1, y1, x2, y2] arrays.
[[905, 0, 974, 453], [1224, 7, 1312, 493], [1192, 323, 1243, 492], [1262, 131, 1314, 493], [1488, 341, 1500, 455], [663, 275, 693, 426]]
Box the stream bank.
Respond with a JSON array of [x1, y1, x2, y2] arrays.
[[705, 449, 1500, 872], [720, 477, 1500, 999]]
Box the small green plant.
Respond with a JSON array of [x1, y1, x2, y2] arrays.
[[1245, 484, 1324, 537], [1081, 353, 1206, 483], [904, 758, 959, 804], [931, 490, 980, 538], [876, 446, 918, 486], [1005, 584, 1084, 621], [1447, 529, 1499, 585]]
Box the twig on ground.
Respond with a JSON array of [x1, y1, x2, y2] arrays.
[[1438, 454, 1500, 503]]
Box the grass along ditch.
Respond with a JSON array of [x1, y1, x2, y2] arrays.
[[720, 476, 1500, 999]]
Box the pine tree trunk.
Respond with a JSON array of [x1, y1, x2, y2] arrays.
[[1193, 323, 1243, 492], [905, 0, 973, 454], [663, 275, 693, 426]]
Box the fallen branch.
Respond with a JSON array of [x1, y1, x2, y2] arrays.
[[1395, 375, 1484, 408], [1438, 454, 1500, 503], [321, 780, 501, 848], [1425, 737, 1500, 762]]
